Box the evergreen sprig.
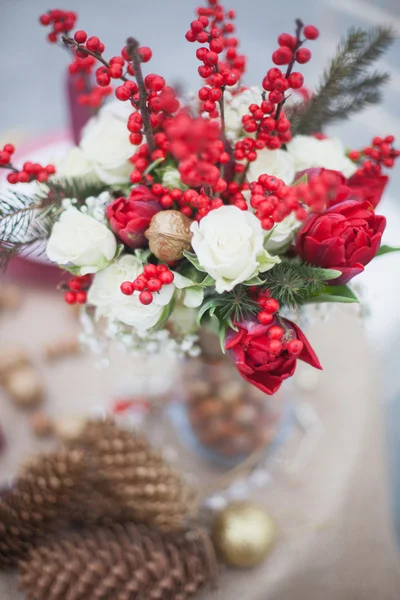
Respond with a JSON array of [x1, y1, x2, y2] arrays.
[[290, 27, 395, 135], [0, 191, 58, 269], [260, 261, 334, 307], [0, 177, 112, 270]]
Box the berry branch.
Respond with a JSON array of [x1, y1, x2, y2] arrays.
[[274, 18, 303, 122], [125, 37, 156, 154], [62, 35, 129, 82]]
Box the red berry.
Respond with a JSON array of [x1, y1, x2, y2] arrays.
[[45, 164, 56, 175], [133, 278, 146, 292], [159, 271, 174, 285], [272, 47, 293, 65], [86, 36, 100, 52], [258, 311, 274, 325], [288, 72, 304, 89], [147, 278, 162, 292], [263, 298, 280, 313], [303, 25, 319, 40], [76, 291, 87, 304], [7, 173, 18, 184], [120, 282, 134, 295], [64, 291, 77, 305], [287, 339, 304, 356], [204, 51, 219, 66], [277, 33, 297, 49], [191, 20, 204, 34], [3, 144, 15, 154], [115, 85, 131, 101], [268, 339, 282, 355], [109, 64, 123, 78], [269, 90, 284, 103], [74, 30, 87, 44], [268, 325, 284, 340], [139, 291, 153, 305], [139, 46, 152, 62], [144, 264, 158, 278], [39, 14, 51, 26], [274, 77, 289, 92], [296, 48, 312, 64]]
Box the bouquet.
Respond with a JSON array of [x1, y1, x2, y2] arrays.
[[0, 1, 398, 398]]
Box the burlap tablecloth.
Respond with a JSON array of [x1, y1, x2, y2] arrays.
[[1, 270, 400, 600]]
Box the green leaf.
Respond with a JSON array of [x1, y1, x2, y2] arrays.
[[243, 276, 263, 286], [183, 250, 207, 273], [318, 268, 343, 280], [196, 297, 224, 324], [376, 245, 400, 256], [199, 274, 215, 287], [155, 297, 176, 329], [143, 157, 165, 176], [218, 320, 228, 354], [308, 284, 359, 304], [292, 173, 308, 186], [134, 248, 152, 263]]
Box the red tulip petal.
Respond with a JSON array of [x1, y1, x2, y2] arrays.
[[289, 320, 322, 370]]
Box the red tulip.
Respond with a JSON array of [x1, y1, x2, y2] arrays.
[[296, 199, 386, 284]]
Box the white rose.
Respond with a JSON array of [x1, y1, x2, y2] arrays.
[[80, 103, 132, 185], [56, 147, 100, 184], [265, 213, 300, 254], [224, 86, 263, 140], [286, 135, 357, 178], [46, 206, 117, 275], [88, 255, 174, 331], [190, 205, 280, 293], [247, 148, 296, 184]]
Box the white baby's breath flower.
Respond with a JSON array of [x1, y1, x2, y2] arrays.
[[46, 206, 117, 275], [190, 205, 280, 293]]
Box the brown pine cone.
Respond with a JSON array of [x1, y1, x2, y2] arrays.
[[68, 420, 198, 531], [0, 449, 87, 566], [19, 523, 218, 600]]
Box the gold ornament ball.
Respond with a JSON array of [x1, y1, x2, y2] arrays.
[[211, 502, 277, 568], [145, 210, 192, 262]]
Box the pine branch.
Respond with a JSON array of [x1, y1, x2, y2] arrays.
[[218, 286, 260, 322], [291, 27, 395, 135], [260, 261, 332, 308]]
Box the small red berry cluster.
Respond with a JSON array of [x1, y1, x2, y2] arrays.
[[39, 9, 77, 43], [253, 290, 304, 357], [63, 275, 91, 305], [120, 264, 174, 306], [68, 50, 113, 109], [233, 21, 319, 179], [164, 112, 228, 190], [349, 135, 399, 177], [187, 1, 246, 118], [249, 175, 295, 230], [290, 170, 344, 214], [0, 144, 56, 185]]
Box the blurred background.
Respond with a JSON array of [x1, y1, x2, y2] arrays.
[[1, 0, 400, 597]]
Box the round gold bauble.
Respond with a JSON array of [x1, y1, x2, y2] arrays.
[[211, 501, 277, 568], [145, 210, 192, 262]]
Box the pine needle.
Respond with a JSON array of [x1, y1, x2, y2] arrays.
[[291, 27, 395, 135], [261, 261, 331, 308]]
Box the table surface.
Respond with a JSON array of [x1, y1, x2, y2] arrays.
[[1, 267, 400, 600]]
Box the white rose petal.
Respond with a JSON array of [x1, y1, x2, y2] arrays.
[[247, 148, 296, 184], [191, 205, 280, 293], [265, 213, 301, 254], [46, 207, 117, 275], [80, 102, 133, 184], [287, 135, 357, 178], [56, 147, 100, 184], [88, 255, 174, 331]]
